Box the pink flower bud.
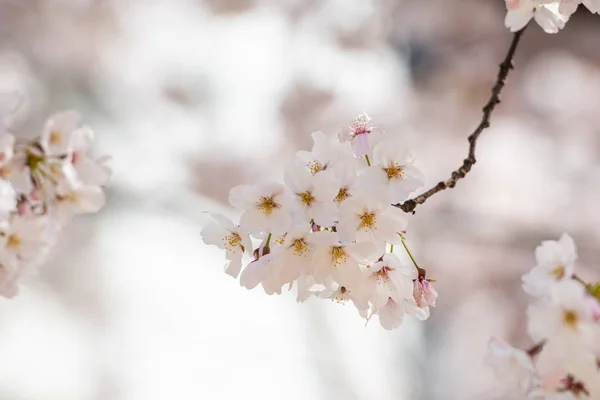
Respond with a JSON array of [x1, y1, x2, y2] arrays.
[[413, 278, 438, 308]]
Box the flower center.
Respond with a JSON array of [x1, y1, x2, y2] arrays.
[[371, 266, 393, 283], [335, 188, 350, 203], [308, 161, 325, 175], [257, 196, 278, 215], [291, 238, 309, 257], [222, 233, 242, 252], [563, 310, 578, 329], [359, 212, 377, 230], [351, 114, 372, 136], [330, 246, 348, 267], [333, 286, 349, 304], [49, 131, 63, 145], [384, 163, 404, 180], [6, 234, 21, 248], [297, 191, 315, 207], [551, 265, 565, 280]]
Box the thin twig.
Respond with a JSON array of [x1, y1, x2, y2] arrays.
[[395, 27, 528, 214]]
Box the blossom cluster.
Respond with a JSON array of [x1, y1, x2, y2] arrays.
[[505, 0, 600, 33], [202, 114, 438, 329], [486, 234, 600, 399], [0, 108, 111, 297]]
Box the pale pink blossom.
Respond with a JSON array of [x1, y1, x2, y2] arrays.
[[228, 182, 293, 236], [485, 337, 536, 392]]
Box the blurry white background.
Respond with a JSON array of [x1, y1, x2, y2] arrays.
[[0, 1, 599, 399]]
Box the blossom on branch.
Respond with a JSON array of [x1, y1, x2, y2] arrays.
[[202, 114, 433, 330], [505, 0, 600, 33]]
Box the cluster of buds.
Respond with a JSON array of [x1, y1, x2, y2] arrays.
[[0, 108, 111, 297], [202, 114, 438, 329], [505, 0, 600, 33], [486, 234, 600, 399]]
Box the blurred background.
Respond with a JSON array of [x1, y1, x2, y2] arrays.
[[0, 0, 599, 399]]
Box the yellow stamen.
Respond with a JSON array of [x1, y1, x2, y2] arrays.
[[308, 161, 324, 175], [563, 310, 578, 329], [331, 246, 348, 267], [49, 131, 63, 145], [297, 191, 315, 207], [222, 233, 241, 251], [383, 163, 404, 180], [6, 235, 21, 248], [257, 196, 278, 215], [359, 212, 377, 230], [291, 239, 309, 257], [551, 265, 565, 280], [335, 188, 350, 203]]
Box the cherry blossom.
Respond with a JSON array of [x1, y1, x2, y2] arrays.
[[488, 234, 600, 399], [284, 160, 339, 227], [0, 108, 111, 297], [413, 277, 438, 309], [360, 137, 424, 203], [201, 214, 252, 278], [522, 233, 577, 297], [203, 114, 433, 330], [337, 194, 407, 246], [362, 253, 415, 310], [228, 182, 293, 236], [485, 337, 536, 392]]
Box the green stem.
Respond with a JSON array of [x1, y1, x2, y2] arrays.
[[389, 244, 394, 253], [265, 233, 272, 248], [365, 154, 371, 167], [400, 236, 419, 271]]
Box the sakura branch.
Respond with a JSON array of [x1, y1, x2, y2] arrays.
[[394, 27, 527, 214], [0, 105, 111, 297]]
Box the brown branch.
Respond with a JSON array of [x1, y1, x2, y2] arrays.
[[395, 27, 528, 214]]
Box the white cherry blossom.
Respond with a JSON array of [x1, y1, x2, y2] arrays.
[[337, 194, 407, 246], [360, 137, 424, 203], [310, 231, 375, 292], [505, 0, 570, 33], [284, 160, 339, 227], [362, 253, 415, 309], [522, 233, 577, 297], [0, 109, 111, 297], [201, 214, 252, 278], [528, 281, 598, 361], [0, 216, 51, 272], [228, 182, 293, 236], [296, 131, 354, 175]]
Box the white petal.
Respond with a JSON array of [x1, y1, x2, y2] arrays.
[[378, 299, 404, 330], [228, 184, 259, 210], [505, 8, 534, 32], [224, 252, 243, 278]]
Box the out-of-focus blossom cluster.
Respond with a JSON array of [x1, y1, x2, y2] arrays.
[[202, 114, 438, 329], [486, 234, 600, 399], [505, 0, 600, 33], [0, 96, 111, 298]]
